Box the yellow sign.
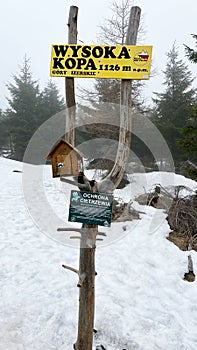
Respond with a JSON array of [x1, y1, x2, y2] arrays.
[[50, 44, 152, 80]]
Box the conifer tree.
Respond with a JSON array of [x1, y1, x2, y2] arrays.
[[4, 57, 40, 160], [39, 80, 65, 124], [184, 34, 197, 63], [152, 43, 196, 167], [178, 35, 197, 178], [178, 107, 197, 161], [0, 110, 9, 154], [3, 58, 65, 161]]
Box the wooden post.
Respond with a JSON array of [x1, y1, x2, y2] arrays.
[[74, 224, 97, 350], [65, 6, 78, 146], [65, 9, 97, 348], [183, 254, 195, 282]]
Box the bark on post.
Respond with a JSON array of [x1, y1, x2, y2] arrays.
[[74, 224, 97, 350], [65, 8, 97, 349], [65, 6, 78, 146], [99, 6, 141, 193]]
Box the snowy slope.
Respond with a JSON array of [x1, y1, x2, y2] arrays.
[[0, 157, 197, 350]]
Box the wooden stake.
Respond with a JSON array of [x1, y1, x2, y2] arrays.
[[74, 225, 97, 350], [65, 6, 78, 146], [57, 227, 106, 236]]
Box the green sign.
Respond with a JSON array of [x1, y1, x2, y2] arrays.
[[68, 190, 113, 227]]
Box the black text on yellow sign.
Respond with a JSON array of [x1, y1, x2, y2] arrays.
[[50, 44, 152, 80]]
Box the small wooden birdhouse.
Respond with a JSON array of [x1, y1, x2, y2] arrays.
[[47, 139, 83, 178]]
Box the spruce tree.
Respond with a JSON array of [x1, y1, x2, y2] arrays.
[[3, 59, 65, 161], [178, 35, 197, 178], [5, 57, 40, 160], [184, 34, 197, 63], [39, 80, 65, 124], [152, 43, 196, 167], [178, 107, 197, 161], [0, 110, 9, 154]]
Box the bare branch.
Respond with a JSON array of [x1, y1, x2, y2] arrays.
[[188, 255, 194, 272], [77, 273, 86, 288], [57, 228, 81, 232], [62, 264, 79, 274]]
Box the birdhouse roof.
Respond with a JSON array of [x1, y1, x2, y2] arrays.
[[47, 139, 84, 159]]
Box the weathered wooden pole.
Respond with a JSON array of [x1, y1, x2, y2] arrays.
[[65, 5, 78, 146], [65, 7, 97, 349], [74, 224, 97, 350]]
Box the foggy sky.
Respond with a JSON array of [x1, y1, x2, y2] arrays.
[[0, 0, 196, 109]]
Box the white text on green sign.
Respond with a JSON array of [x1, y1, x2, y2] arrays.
[[68, 190, 113, 227]]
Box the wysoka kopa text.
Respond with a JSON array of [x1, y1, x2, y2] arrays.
[[52, 45, 132, 71], [53, 45, 131, 59]]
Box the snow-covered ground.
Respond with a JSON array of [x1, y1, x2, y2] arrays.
[[1, 157, 197, 350]]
